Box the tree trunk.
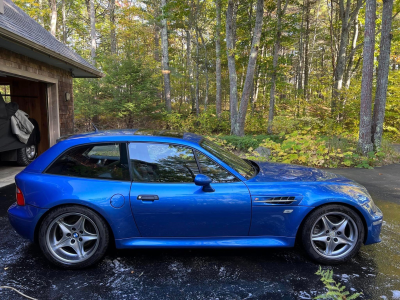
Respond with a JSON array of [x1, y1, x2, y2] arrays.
[[88, 0, 96, 62], [372, 0, 394, 150], [332, 0, 363, 115], [344, 17, 359, 89], [235, 0, 264, 136], [110, 0, 117, 54], [48, 0, 57, 37], [186, 29, 195, 113], [268, 0, 288, 134], [62, 0, 67, 44], [161, 0, 172, 112], [195, 27, 200, 116], [303, 0, 310, 101], [226, 0, 239, 134], [199, 31, 209, 111], [215, 0, 222, 118], [358, 0, 376, 154], [38, 0, 44, 26]]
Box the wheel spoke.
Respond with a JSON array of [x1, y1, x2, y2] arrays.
[[336, 235, 353, 245], [53, 236, 70, 250], [71, 241, 85, 258], [336, 217, 348, 233], [57, 220, 72, 236], [81, 233, 98, 243], [72, 216, 85, 232], [325, 240, 336, 255], [321, 216, 335, 231], [312, 230, 328, 243]]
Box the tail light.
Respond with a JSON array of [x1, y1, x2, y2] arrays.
[[16, 187, 25, 206]]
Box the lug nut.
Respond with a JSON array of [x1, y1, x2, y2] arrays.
[[334, 238, 338, 242], [337, 231, 341, 235], [80, 231, 83, 234], [332, 227, 336, 230], [327, 237, 330, 241], [66, 233, 71, 237], [326, 230, 329, 233], [79, 238, 83, 242], [71, 239, 75, 244], [72, 227, 76, 231]]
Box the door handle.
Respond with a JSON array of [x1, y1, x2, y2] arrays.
[[137, 195, 159, 201]]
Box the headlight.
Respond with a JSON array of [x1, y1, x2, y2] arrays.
[[358, 194, 378, 214], [357, 194, 370, 204]]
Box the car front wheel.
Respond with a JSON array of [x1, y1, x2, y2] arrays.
[[38, 205, 109, 269], [301, 204, 365, 264]]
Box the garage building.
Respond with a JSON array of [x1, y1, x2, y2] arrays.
[[0, 0, 102, 156]]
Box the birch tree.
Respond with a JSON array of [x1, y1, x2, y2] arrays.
[[229, 0, 264, 136], [225, 0, 238, 134], [332, 0, 363, 115], [110, 0, 117, 54], [161, 0, 172, 112], [215, 0, 222, 118], [358, 0, 376, 154], [62, 0, 67, 44], [372, 0, 394, 150], [86, 0, 96, 62], [48, 0, 57, 37], [268, 0, 288, 134]]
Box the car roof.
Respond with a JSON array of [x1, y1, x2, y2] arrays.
[[58, 129, 204, 144]]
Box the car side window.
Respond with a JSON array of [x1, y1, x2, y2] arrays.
[[129, 143, 199, 183], [195, 150, 238, 183], [46, 143, 130, 181]]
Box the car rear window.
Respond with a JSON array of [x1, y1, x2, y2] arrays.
[[46, 143, 130, 181]]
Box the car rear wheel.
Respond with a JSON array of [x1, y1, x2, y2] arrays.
[[16, 144, 37, 166], [301, 204, 364, 264], [38, 205, 109, 269]]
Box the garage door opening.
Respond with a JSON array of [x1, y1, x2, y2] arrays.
[[0, 75, 50, 154]]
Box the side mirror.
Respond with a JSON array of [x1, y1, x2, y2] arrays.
[[194, 174, 215, 192]]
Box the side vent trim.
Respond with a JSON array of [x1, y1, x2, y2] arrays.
[[253, 196, 297, 205]]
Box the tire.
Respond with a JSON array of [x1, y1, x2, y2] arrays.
[[38, 205, 109, 269], [16, 144, 37, 166], [301, 204, 365, 265]]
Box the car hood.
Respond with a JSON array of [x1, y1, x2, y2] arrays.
[[249, 161, 355, 184]]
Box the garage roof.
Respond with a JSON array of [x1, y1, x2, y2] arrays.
[[0, 0, 103, 78]]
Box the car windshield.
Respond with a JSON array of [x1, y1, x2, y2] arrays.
[[200, 139, 256, 180]]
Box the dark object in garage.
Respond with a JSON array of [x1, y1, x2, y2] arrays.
[[0, 94, 40, 165]]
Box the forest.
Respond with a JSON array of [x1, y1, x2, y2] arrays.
[[15, 0, 400, 168]]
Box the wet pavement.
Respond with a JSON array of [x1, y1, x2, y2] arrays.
[[0, 165, 400, 299]]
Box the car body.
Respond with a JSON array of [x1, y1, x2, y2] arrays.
[[8, 129, 383, 268]]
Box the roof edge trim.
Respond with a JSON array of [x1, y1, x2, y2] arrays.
[[0, 28, 104, 78]]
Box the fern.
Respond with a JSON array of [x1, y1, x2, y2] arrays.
[[315, 267, 361, 300]]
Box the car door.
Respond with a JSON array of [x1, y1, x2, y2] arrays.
[[128, 142, 251, 237]]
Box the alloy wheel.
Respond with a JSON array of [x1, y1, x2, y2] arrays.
[[46, 213, 100, 264], [310, 212, 358, 259]]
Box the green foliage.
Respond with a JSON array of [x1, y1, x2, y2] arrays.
[[75, 56, 161, 130], [315, 267, 361, 300], [217, 134, 284, 151], [164, 110, 231, 134], [244, 131, 400, 168]]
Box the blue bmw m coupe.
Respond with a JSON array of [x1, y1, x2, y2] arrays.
[[8, 129, 383, 269]]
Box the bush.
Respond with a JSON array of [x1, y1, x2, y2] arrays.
[[164, 110, 230, 135], [217, 134, 284, 151], [243, 131, 400, 169]]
